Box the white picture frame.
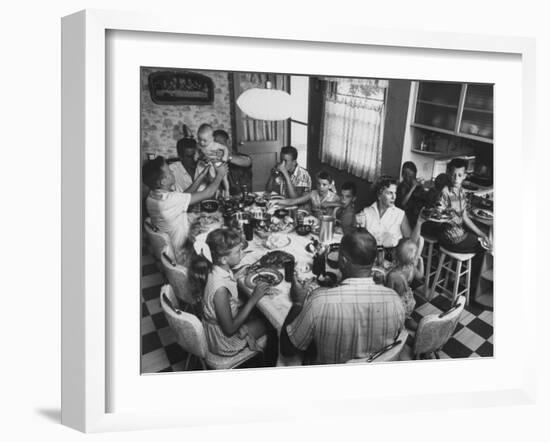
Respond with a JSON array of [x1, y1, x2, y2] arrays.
[[61, 9, 537, 433]]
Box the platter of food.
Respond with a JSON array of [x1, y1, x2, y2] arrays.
[[265, 233, 291, 250], [258, 250, 294, 268], [420, 207, 453, 223]]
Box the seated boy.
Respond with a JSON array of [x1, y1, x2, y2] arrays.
[[334, 181, 357, 235], [268, 170, 340, 217]]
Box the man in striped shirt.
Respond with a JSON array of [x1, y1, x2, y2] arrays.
[[280, 229, 406, 365]]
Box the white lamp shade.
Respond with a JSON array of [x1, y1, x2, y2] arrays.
[[236, 88, 292, 121]]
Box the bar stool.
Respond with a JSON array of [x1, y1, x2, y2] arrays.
[[421, 234, 439, 299], [430, 247, 475, 305]]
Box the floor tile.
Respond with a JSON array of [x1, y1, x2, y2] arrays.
[[442, 337, 474, 358], [458, 310, 476, 326], [164, 342, 188, 365], [475, 341, 494, 357], [141, 348, 171, 373], [142, 262, 160, 277], [466, 317, 493, 340], [151, 311, 169, 330], [141, 302, 150, 318], [142, 331, 162, 355], [453, 327, 485, 351], [141, 316, 156, 335], [142, 272, 165, 290], [142, 284, 162, 302], [479, 310, 493, 325], [145, 298, 162, 316]]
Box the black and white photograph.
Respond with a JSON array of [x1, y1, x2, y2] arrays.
[[140, 67, 494, 373]]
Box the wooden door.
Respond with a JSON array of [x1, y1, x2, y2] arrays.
[[231, 72, 289, 192]]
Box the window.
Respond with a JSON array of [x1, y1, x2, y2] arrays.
[[290, 75, 309, 165], [320, 78, 388, 180]]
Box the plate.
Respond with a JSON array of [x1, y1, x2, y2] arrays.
[[244, 267, 283, 290], [421, 208, 453, 223], [472, 208, 493, 220], [266, 233, 291, 250]]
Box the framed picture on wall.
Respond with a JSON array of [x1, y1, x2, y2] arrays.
[[61, 9, 537, 434], [148, 70, 214, 105]]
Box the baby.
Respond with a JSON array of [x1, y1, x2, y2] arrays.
[[197, 123, 230, 198], [385, 238, 424, 330]]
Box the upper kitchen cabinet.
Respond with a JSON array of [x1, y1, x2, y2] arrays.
[[412, 81, 493, 143]]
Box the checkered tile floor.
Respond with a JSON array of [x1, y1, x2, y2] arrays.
[[141, 244, 494, 373]]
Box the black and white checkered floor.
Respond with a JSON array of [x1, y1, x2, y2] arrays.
[[141, 245, 494, 373]]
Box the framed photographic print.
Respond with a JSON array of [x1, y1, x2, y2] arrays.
[[61, 9, 537, 433]]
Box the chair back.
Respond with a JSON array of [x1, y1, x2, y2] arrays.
[[160, 246, 198, 306], [144, 217, 174, 261], [346, 328, 409, 364], [413, 295, 466, 356], [160, 285, 208, 359]]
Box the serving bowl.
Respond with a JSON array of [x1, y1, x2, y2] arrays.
[[201, 199, 220, 213], [295, 224, 312, 236], [274, 208, 289, 218]]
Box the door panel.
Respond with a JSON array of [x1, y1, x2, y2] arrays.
[[232, 72, 289, 192]]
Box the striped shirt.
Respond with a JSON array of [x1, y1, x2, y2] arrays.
[[280, 165, 312, 197], [286, 278, 405, 364]]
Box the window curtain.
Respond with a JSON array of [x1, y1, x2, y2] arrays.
[[320, 78, 388, 180]]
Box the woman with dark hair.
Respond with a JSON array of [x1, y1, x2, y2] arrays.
[[356, 177, 421, 249]]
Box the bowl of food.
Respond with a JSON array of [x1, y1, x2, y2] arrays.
[[274, 208, 289, 218], [326, 244, 340, 269], [254, 197, 267, 207], [317, 271, 337, 287], [244, 268, 283, 291], [266, 233, 291, 250], [201, 199, 220, 213], [295, 224, 312, 236]]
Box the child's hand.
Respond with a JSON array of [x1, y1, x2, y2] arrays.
[[252, 281, 270, 301], [291, 274, 310, 306], [276, 161, 288, 175]]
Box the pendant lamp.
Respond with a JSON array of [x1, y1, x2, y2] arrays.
[[236, 81, 292, 121]]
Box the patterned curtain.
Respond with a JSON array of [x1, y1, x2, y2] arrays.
[[320, 78, 388, 180]]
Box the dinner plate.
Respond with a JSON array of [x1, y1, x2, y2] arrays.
[[266, 233, 291, 250], [244, 268, 283, 290], [472, 208, 494, 220], [420, 208, 452, 223]]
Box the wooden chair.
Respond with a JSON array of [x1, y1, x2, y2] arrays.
[[143, 217, 174, 261], [430, 247, 475, 305], [160, 285, 266, 370], [159, 246, 200, 315], [345, 329, 409, 364], [412, 295, 466, 359]]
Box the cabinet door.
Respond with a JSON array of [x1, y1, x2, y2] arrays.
[[414, 81, 462, 132], [459, 84, 494, 140]]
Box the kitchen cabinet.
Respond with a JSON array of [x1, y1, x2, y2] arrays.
[[412, 81, 493, 143]]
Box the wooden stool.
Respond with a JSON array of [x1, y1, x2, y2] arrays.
[[430, 247, 475, 305], [421, 235, 439, 299]]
